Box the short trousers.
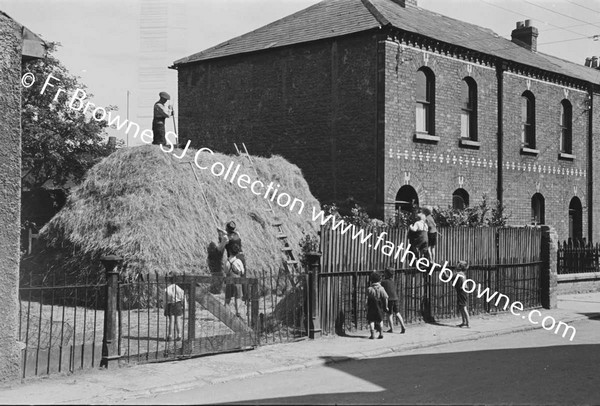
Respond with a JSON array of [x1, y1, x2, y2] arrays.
[[165, 301, 183, 317], [225, 283, 243, 303], [428, 232, 437, 248], [387, 300, 399, 314]]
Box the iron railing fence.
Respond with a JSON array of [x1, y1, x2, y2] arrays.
[[319, 262, 543, 335], [18, 271, 105, 378], [117, 269, 308, 364], [19, 266, 309, 377], [557, 241, 600, 274]]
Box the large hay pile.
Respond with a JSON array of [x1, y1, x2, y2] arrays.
[[38, 145, 320, 283]]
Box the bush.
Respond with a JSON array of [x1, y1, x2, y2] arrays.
[[434, 195, 510, 227], [386, 195, 511, 228], [299, 233, 320, 271]]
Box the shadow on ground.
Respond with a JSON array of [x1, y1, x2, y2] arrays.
[[222, 344, 600, 405]]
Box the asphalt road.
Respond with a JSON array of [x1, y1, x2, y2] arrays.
[[128, 316, 600, 405]]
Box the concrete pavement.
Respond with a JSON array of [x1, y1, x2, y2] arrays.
[[0, 292, 598, 405]]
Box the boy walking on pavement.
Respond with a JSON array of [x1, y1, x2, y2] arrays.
[[454, 261, 471, 328], [381, 268, 407, 334], [366, 271, 388, 339]]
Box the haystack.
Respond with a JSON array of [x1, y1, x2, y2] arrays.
[[38, 145, 320, 283]]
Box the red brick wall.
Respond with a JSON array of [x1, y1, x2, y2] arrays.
[[177, 33, 598, 242], [383, 41, 499, 219], [177, 33, 380, 212], [592, 90, 600, 243], [501, 73, 589, 242], [382, 38, 590, 241]]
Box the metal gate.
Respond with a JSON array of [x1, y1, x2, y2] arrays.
[[19, 267, 308, 377], [117, 274, 261, 363]]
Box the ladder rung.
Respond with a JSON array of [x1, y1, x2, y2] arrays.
[[286, 260, 298, 265], [272, 222, 283, 227], [277, 234, 288, 239], [282, 247, 293, 252]]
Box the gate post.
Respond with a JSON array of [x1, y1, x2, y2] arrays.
[[541, 226, 558, 309], [306, 252, 322, 339], [100, 255, 122, 368], [250, 280, 259, 333], [187, 278, 196, 348]]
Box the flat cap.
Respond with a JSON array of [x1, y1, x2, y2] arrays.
[[159, 91, 170, 100]]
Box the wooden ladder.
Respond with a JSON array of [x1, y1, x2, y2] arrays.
[[234, 142, 301, 287]]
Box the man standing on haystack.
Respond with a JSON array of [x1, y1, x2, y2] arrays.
[[217, 221, 246, 317], [152, 91, 173, 145]]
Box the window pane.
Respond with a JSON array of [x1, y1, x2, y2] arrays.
[[461, 81, 469, 109], [453, 195, 465, 210], [416, 104, 426, 132], [461, 112, 469, 138], [417, 71, 427, 101], [521, 96, 528, 124]]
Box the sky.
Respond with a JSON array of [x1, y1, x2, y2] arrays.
[[2, 0, 600, 146]]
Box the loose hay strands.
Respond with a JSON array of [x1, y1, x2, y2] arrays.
[[39, 145, 320, 285]]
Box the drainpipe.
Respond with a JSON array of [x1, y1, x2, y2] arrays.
[[496, 61, 505, 205], [587, 85, 593, 242]]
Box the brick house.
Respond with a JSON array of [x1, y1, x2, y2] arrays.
[[0, 10, 45, 380], [172, 0, 600, 242]]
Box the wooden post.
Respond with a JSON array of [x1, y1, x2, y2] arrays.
[[100, 255, 122, 368], [250, 280, 259, 334], [306, 252, 322, 339], [352, 270, 358, 329], [188, 280, 196, 347]]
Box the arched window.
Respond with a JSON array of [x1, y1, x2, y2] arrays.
[[460, 78, 477, 141], [416, 68, 435, 134], [452, 188, 470, 210], [531, 193, 545, 225], [569, 197, 582, 242], [395, 185, 419, 214], [521, 91, 536, 149], [560, 100, 573, 154]]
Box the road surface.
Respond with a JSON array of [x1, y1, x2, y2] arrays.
[[127, 316, 600, 405]]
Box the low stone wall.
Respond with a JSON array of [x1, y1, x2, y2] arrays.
[[557, 272, 600, 295]]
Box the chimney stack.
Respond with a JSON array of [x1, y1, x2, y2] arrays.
[[585, 56, 600, 69], [511, 20, 538, 52], [390, 0, 418, 7]]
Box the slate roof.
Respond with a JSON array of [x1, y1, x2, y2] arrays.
[[173, 0, 600, 84]]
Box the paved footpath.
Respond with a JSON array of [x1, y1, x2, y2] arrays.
[[0, 292, 598, 405]]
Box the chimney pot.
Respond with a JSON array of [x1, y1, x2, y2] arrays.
[[511, 20, 539, 52]]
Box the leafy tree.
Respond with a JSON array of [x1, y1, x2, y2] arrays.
[[21, 42, 117, 190]]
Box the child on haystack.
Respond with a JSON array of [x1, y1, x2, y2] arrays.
[[217, 221, 246, 317], [366, 271, 388, 339]]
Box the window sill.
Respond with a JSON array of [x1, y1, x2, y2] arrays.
[[459, 138, 481, 149], [558, 152, 575, 161], [520, 147, 539, 156], [413, 133, 440, 143]]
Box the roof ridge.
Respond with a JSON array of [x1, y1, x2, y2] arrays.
[[360, 0, 390, 27], [174, 0, 335, 65]]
